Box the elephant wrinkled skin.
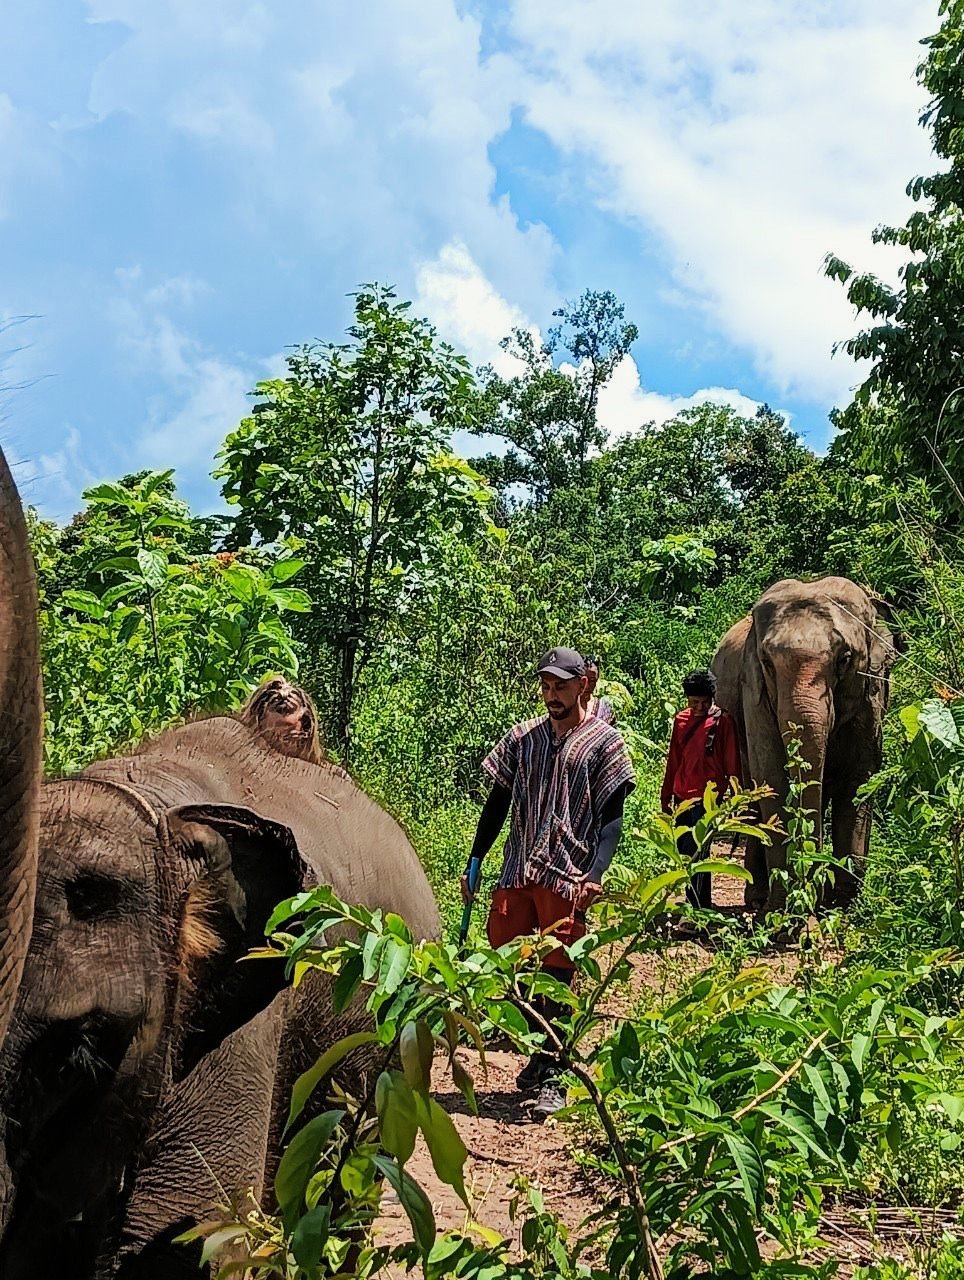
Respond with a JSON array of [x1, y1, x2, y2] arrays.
[[712, 576, 896, 913]]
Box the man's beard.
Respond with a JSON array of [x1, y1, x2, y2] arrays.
[[547, 703, 569, 720]]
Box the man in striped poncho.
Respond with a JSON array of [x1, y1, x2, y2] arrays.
[[461, 647, 634, 1117]]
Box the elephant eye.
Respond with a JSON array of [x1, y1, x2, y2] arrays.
[[65, 873, 126, 922]]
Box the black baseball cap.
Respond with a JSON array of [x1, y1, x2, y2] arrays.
[[535, 647, 586, 680]]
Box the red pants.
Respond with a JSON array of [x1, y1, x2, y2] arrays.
[[486, 883, 585, 972]]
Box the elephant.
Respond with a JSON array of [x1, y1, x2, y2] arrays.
[[711, 576, 896, 914], [0, 717, 440, 1277], [0, 447, 441, 1277], [0, 448, 42, 1047]]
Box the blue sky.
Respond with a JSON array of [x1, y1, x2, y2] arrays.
[[0, 0, 939, 520]]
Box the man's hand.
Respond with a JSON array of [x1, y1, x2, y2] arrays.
[[574, 880, 603, 914], [460, 872, 475, 906]]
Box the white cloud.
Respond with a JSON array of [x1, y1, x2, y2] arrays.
[[83, 0, 556, 315], [596, 356, 764, 437], [109, 269, 253, 476], [415, 240, 534, 376], [417, 241, 771, 451], [140, 356, 251, 473], [505, 0, 936, 404]]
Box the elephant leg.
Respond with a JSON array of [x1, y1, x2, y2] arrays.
[[826, 718, 880, 910], [828, 797, 869, 909], [742, 831, 769, 912], [745, 722, 790, 914]]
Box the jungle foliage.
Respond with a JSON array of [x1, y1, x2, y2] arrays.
[[25, 3, 964, 1276]]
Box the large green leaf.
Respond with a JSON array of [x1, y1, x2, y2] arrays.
[[83, 481, 140, 509], [722, 1130, 765, 1210], [268, 587, 313, 612], [378, 936, 414, 994], [286, 1032, 379, 1132], [920, 698, 964, 751], [61, 590, 107, 619], [376, 1070, 419, 1165], [415, 1093, 468, 1204], [275, 1109, 344, 1229], [400, 1019, 435, 1093], [290, 1203, 331, 1271], [374, 1155, 436, 1258], [136, 546, 169, 590]]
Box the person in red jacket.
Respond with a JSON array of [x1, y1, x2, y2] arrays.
[[660, 669, 742, 909]]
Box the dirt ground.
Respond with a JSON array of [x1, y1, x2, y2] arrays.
[[376, 870, 754, 1256]]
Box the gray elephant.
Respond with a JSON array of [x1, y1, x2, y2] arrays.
[[0, 449, 441, 1277], [711, 576, 896, 913]]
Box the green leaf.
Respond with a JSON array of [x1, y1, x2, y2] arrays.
[[373, 1155, 436, 1258], [332, 953, 364, 1013], [136, 546, 169, 590], [275, 1109, 344, 1228], [920, 699, 964, 750], [269, 558, 307, 583], [376, 1070, 418, 1165], [61, 590, 107, 619], [451, 1057, 478, 1115], [722, 1130, 765, 1210], [93, 555, 141, 575], [758, 1102, 831, 1162], [290, 1203, 331, 1270], [636, 868, 689, 906], [268, 586, 313, 612], [286, 1032, 379, 1132], [415, 1093, 468, 1205], [689, 859, 752, 880], [378, 937, 413, 995], [199, 1224, 246, 1265], [400, 1019, 435, 1093], [83, 481, 139, 508], [100, 582, 141, 608]]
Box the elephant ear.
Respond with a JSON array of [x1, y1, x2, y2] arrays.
[[742, 620, 769, 709], [868, 594, 904, 660], [163, 803, 308, 1078]]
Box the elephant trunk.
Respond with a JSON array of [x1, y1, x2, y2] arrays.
[[0, 448, 41, 1047], [770, 662, 832, 907]]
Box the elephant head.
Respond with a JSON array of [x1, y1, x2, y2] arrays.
[[0, 447, 42, 1048], [0, 783, 305, 1278]]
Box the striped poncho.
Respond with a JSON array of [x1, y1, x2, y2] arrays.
[[482, 713, 635, 902]]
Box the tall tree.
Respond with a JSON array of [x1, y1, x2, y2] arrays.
[[217, 285, 490, 752], [825, 0, 964, 523], [470, 290, 638, 503]]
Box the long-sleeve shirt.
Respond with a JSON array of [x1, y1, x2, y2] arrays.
[[660, 706, 742, 812]]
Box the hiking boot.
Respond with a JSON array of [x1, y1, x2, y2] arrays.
[[515, 1053, 552, 1092], [530, 1079, 566, 1120]]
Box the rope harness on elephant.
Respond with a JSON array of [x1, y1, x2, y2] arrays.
[[74, 774, 160, 828]]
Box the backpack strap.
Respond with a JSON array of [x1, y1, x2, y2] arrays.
[[704, 708, 722, 757]]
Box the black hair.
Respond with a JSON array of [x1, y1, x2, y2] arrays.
[[682, 669, 717, 697]]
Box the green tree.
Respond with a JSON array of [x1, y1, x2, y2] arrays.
[[825, 0, 964, 523], [217, 285, 491, 752], [470, 290, 638, 504]]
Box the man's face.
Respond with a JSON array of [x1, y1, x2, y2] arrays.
[[540, 674, 585, 720], [584, 665, 599, 696], [686, 694, 713, 717]]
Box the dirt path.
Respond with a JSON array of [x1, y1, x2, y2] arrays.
[[375, 870, 757, 1255], [375, 1047, 599, 1254]]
